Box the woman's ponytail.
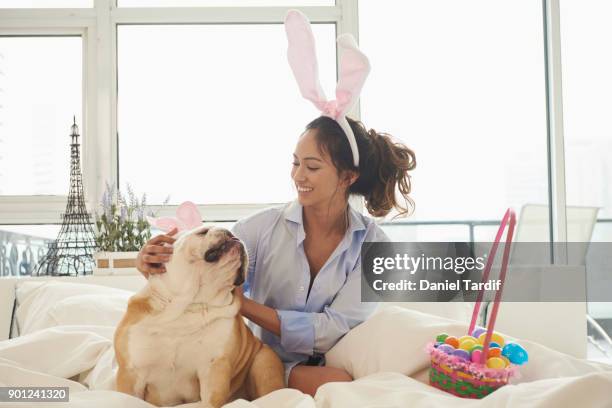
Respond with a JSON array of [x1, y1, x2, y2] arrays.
[[350, 122, 416, 217]]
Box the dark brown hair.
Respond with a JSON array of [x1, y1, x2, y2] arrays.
[[305, 116, 416, 218]]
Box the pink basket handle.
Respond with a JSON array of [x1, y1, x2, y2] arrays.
[[467, 208, 516, 364]]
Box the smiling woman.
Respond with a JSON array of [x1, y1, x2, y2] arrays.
[[228, 113, 416, 397]]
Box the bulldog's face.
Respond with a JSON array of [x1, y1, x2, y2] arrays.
[[163, 226, 247, 298]]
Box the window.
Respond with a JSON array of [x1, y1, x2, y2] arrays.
[[560, 0, 612, 236], [360, 0, 549, 241], [0, 36, 82, 196], [560, 0, 612, 343], [117, 24, 336, 205]]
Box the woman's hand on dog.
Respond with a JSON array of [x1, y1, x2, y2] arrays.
[[136, 228, 178, 279]]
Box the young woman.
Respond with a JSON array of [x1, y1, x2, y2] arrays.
[[136, 115, 416, 397]]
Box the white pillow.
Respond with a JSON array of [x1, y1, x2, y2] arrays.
[[16, 281, 133, 336], [49, 293, 131, 328], [325, 306, 468, 379]]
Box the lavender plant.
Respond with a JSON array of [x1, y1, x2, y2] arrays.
[[94, 182, 160, 252]]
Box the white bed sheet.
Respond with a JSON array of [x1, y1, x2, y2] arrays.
[[0, 320, 611, 407]]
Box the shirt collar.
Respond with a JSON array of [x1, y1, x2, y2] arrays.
[[284, 199, 303, 225], [283, 200, 367, 242]]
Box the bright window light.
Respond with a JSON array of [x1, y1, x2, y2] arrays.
[[0, 36, 82, 196], [359, 0, 548, 223], [117, 24, 336, 205], [561, 0, 612, 223]]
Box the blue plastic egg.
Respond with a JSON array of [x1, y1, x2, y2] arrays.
[[502, 342, 529, 365]]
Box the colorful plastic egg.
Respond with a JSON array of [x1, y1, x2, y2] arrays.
[[437, 344, 455, 355], [471, 349, 484, 363], [471, 327, 487, 338], [502, 342, 529, 365], [488, 347, 502, 358], [490, 342, 501, 348], [458, 335, 477, 343], [470, 344, 483, 353], [459, 339, 477, 351], [436, 333, 449, 343], [486, 357, 506, 369], [453, 349, 471, 360], [490, 333, 505, 347], [501, 356, 511, 367], [444, 336, 460, 348], [434, 342, 443, 348], [478, 332, 505, 347]]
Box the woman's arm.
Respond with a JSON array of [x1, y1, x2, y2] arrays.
[[235, 286, 281, 336], [240, 293, 281, 337]]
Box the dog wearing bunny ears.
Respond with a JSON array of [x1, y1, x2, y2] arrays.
[[114, 202, 284, 407]]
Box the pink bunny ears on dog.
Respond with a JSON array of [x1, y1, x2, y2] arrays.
[[284, 9, 370, 167], [147, 201, 203, 233]]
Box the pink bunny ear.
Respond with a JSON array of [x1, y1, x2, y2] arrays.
[[285, 9, 328, 112], [334, 34, 371, 166], [176, 201, 202, 230], [146, 216, 179, 232], [335, 34, 371, 118], [146, 201, 203, 233], [284, 9, 370, 167]]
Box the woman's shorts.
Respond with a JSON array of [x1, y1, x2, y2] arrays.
[[283, 355, 325, 386]]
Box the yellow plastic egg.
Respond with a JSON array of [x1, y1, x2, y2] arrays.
[[486, 357, 506, 369], [458, 335, 477, 344], [478, 332, 505, 347], [459, 339, 477, 351]]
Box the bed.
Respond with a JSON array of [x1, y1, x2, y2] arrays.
[[0, 275, 611, 408]]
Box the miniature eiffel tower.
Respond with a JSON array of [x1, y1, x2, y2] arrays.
[[36, 117, 98, 276]]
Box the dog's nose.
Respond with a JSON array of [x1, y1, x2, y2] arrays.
[[204, 248, 221, 262]]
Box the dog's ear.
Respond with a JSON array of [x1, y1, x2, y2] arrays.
[[233, 248, 248, 286], [233, 265, 245, 286]]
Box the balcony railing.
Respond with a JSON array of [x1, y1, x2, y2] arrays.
[[1, 218, 611, 277]]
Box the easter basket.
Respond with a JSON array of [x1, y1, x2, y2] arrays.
[[427, 209, 528, 399]]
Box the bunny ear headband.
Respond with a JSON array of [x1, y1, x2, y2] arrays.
[[147, 201, 203, 233], [284, 9, 371, 167]]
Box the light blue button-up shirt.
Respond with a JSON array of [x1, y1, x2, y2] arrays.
[[231, 200, 388, 379]]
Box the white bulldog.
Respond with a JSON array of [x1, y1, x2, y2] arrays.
[[114, 226, 284, 407]]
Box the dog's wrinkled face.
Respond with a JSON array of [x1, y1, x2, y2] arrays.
[[163, 226, 247, 298]]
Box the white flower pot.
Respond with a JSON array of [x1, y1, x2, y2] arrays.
[[93, 251, 139, 276]]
